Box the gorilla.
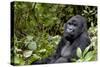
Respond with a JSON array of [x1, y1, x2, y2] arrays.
[[32, 15, 91, 64]]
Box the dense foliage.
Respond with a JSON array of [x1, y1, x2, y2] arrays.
[[11, 2, 97, 65]]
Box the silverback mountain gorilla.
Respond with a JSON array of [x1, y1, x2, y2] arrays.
[[32, 15, 91, 64]]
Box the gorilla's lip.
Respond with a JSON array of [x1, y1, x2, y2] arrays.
[[64, 34, 74, 40], [64, 33, 73, 37]]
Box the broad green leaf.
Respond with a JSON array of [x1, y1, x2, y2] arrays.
[[14, 55, 25, 65], [84, 51, 93, 61], [77, 47, 82, 58], [26, 54, 41, 64], [52, 35, 61, 44], [14, 56, 20, 64], [33, 54, 41, 59], [23, 50, 33, 58], [26, 35, 33, 41], [28, 41, 37, 50]]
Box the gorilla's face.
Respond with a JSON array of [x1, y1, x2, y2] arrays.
[[64, 16, 84, 40]]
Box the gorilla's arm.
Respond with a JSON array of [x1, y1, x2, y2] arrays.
[[67, 32, 91, 58], [77, 32, 91, 51], [32, 38, 65, 64], [32, 37, 70, 64]]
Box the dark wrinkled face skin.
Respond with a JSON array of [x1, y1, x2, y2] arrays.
[[64, 16, 83, 40]]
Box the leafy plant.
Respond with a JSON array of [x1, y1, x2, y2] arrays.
[[11, 2, 97, 65]]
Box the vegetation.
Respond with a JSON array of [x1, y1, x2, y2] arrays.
[[11, 1, 97, 65]]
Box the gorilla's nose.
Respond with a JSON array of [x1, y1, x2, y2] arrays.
[[67, 28, 73, 33]]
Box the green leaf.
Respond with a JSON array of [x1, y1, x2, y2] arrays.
[[77, 47, 82, 58], [26, 35, 33, 41], [14, 55, 24, 65], [33, 54, 41, 59], [83, 46, 90, 56], [14, 56, 20, 64], [39, 49, 46, 53], [26, 54, 41, 64], [52, 35, 61, 44], [23, 50, 33, 58], [84, 51, 93, 61], [28, 41, 37, 50]]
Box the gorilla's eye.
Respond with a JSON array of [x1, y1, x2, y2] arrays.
[[73, 23, 77, 26], [68, 23, 72, 25], [68, 22, 77, 26]]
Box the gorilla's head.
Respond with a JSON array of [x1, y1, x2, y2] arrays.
[[64, 15, 87, 40]]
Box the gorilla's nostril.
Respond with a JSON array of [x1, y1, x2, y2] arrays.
[[67, 29, 73, 33]]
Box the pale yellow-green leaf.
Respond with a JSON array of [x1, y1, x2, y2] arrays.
[[77, 47, 82, 58], [23, 50, 33, 58], [28, 42, 37, 50], [84, 51, 93, 61]]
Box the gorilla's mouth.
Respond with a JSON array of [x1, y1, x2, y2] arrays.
[[65, 34, 74, 40]]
